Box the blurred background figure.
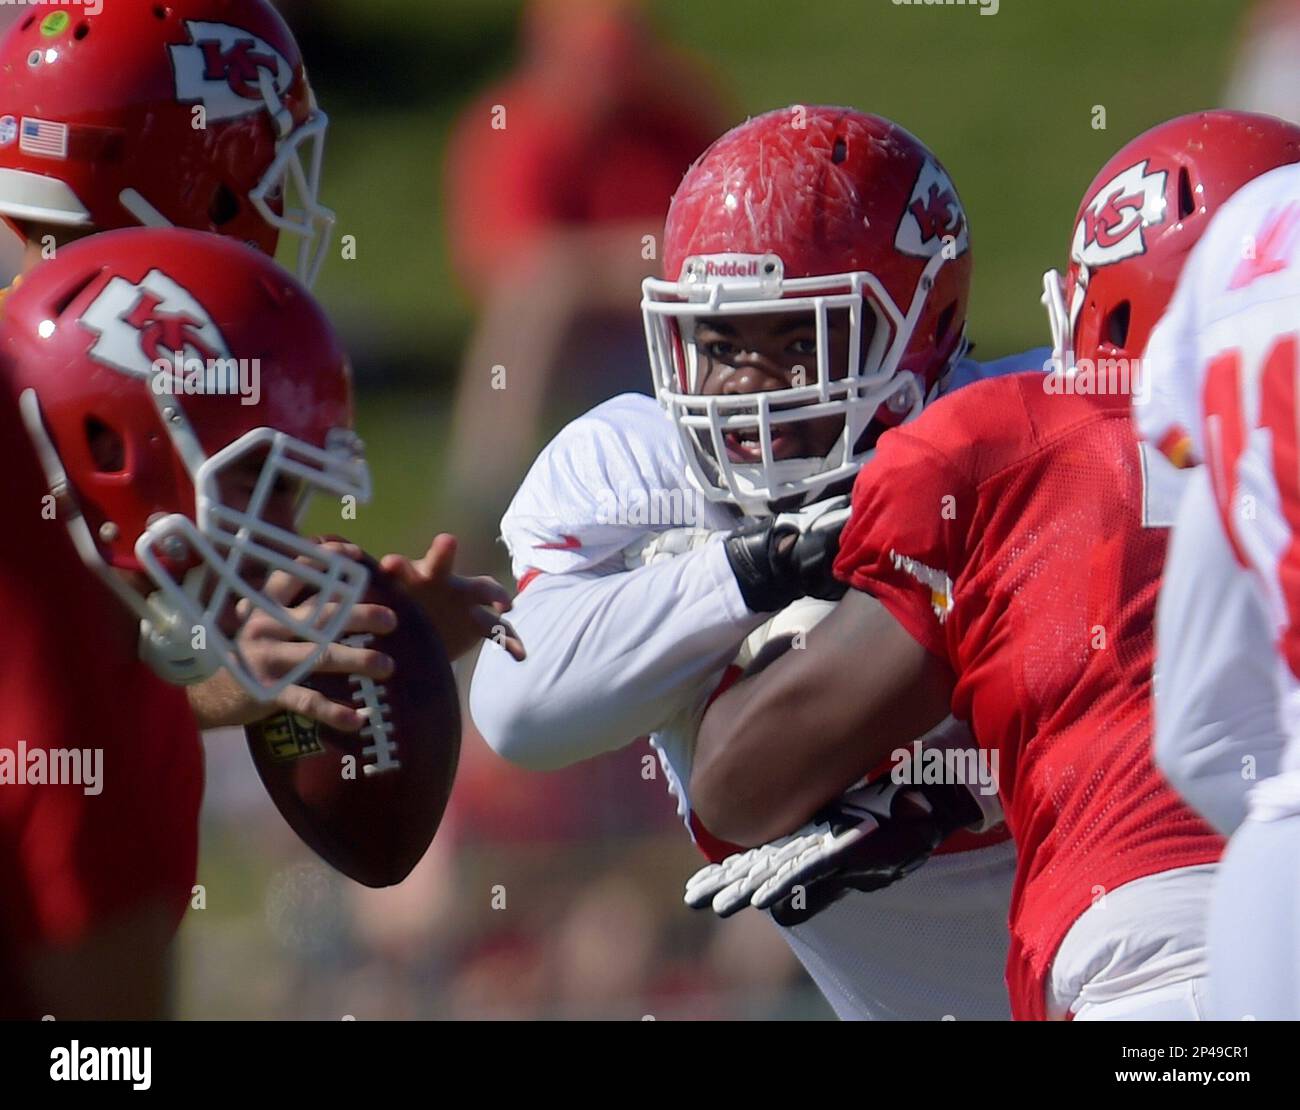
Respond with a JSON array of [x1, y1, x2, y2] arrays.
[[441, 0, 733, 563], [1225, 0, 1300, 122]]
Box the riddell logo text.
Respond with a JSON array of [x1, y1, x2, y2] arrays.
[[702, 260, 760, 278]]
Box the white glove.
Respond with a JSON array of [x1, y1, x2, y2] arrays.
[[622, 527, 720, 570], [684, 775, 982, 926]]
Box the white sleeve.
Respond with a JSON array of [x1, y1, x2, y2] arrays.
[[1153, 466, 1285, 834], [470, 539, 766, 770], [497, 393, 728, 579], [471, 394, 764, 771]]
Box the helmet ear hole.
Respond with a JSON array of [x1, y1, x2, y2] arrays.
[[1178, 166, 1196, 220], [1105, 300, 1131, 349], [935, 301, 957, 344], [85, 417, 126, 474], [210, 184, 241, 228]]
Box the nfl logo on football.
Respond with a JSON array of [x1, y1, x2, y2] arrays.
[[150, 352, 261, 406]]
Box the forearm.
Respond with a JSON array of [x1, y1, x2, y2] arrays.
[[186, 671, 257, 731], [691, 590, 953, 846], [470, 540, 766, 770]]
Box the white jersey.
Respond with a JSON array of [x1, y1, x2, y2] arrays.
[[1153, 467, 1285, 833], [1140, 162, 1300, 820], [472, 352, 1046, 1020]]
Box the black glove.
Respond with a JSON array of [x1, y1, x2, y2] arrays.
[[723, 497, 852, 613]]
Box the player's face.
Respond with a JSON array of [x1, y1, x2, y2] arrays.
[[693, 309, 869, 462], [216, 452, 304, 533], [210, 453, 305, 632]]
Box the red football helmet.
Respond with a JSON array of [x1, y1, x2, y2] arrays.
[[0, 1, 333, 285], [2, 227, 371, 698], [642, 106, 971, 513], [1043, 110, 1300, 372]]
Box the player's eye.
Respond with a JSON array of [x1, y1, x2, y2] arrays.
[[788, 337, 818, 357], [702, 339, 742, 362]]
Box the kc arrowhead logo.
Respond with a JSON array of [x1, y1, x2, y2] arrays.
[[1073, 161, 1168, 268], [895, 160, 969, 259], [170, 20, 292, 122]]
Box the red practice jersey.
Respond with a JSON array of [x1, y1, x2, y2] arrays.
[[833, 372, 1224, 1020], [0, 388, 203, 1016]]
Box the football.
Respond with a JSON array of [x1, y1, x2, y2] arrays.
[[737, 597, 837, 673], [245, 557, 461, 888]]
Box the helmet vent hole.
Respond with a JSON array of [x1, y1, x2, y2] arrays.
[[153, 5, 169, 21], [53, 271, 100, 318], [20, 14, 34, 31], [831, 137, 847, 165], [74, 22, 89, 41], [1105, 300, 1131, 349], [935, 301, 957, 343], [1178, 166, 1196, 219], [85, 418, 126, 475], [210, 184, 241, 228]]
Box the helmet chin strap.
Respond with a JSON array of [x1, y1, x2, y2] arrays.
[[137, 573, 222, 687], [119, 188, 173, 229], [730, 456, 833, 515], [1041, 267, 1078, 372]]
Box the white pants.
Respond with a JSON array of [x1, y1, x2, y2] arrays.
[[1047, 865, 1216, 1021], [1208, 810, 1300, 1020], [780, 839, 1016, 1021]]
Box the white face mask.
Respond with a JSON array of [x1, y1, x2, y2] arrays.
[[1041, 262, 1089, 375], [19, 386, 371, 702], [136, 424, 372, 699], [247, 75, 336, 288], [117, 73, 336, 289], [642, 251, 947, 516]]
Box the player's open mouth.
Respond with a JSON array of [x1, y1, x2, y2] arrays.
[[725, 426, 800, 462]]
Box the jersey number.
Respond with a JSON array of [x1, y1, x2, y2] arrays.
[[1200, 337, 1300, 562], [1202, 335, 1300, 676]]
